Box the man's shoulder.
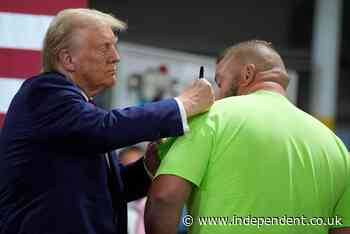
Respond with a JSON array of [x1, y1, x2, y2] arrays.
[[201, 96, 247, 121], [21, 72, 84, 99], [211, 95, 251, 110], [24, 72, 75, 90]]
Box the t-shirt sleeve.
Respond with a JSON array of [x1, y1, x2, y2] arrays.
[[155, 113, 215, 187], [332, 182, 350, 228]]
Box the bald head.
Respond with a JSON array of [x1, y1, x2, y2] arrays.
[[215, 40, 289, 98], [220, 40, 286, 72]]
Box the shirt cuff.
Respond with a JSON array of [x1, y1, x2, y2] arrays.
[[174, 97, 190, 133]]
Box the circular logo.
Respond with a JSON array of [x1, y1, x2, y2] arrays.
[[183, 215, 194, 227]]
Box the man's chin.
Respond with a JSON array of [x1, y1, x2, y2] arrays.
[[103, 77, 117, 90], [110, 75, 117, 85]]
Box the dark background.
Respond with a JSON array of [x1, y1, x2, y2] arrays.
[[90, 0, 350, 125]]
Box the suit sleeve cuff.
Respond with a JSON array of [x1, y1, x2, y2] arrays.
[[143, 158, 154, 179], [174, 97, 189, 133]]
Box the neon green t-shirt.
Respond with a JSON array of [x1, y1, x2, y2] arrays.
[[156, 90, 350, 234]]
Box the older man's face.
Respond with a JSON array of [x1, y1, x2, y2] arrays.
[[72, 23, 120, 95]]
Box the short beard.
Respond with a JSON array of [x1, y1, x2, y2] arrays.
[[227, 81, 239, 97]]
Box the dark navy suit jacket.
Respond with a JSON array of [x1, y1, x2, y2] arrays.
[[0, 72, 184, 234]]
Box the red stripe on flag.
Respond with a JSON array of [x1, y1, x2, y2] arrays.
[[0, 0, 87, 15], [0, 112, 5, 128], [0, 48, 42, 79]]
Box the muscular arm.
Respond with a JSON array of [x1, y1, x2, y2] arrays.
[[145, 175, 193, 234]]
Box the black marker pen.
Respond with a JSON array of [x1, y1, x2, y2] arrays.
[[199, 66, 204, 79]]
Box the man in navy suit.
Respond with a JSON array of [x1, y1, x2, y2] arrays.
[[0, 8, 214, 234]]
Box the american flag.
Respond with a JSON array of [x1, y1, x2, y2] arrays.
[[0, 0, 87, 128]]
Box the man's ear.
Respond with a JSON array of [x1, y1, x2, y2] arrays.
[[58, 49, 76, 72], [240, 64, 256, 86]]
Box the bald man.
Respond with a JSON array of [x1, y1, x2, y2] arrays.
[[145, 40, 350, 234]]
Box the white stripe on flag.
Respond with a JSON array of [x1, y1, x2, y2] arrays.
[[0, 78, 24, 113], [0, 12, 53, 51]]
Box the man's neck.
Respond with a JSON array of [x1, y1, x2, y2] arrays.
[[56, 68, 92, 101], [240, 81, 287, 96]]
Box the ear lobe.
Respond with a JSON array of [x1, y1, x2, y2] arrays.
[[58, 49, 75, 72]]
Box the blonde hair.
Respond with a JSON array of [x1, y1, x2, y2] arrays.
[[42, 8, 127, 72]]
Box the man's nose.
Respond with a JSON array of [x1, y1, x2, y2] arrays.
[[110, 45, 120, 64]]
